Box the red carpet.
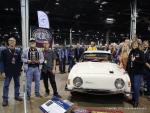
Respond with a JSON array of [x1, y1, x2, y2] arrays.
[[72, 107, 123, 113], [89, 109, 123, 113]]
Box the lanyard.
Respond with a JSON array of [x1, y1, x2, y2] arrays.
[[144, 48, 148, 54], [8, 48, 16, 56], [8, 48, 16, 64], [44, 50, 49, 58]]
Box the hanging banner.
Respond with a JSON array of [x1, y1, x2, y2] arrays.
[[37, 11, 50, 29], [31, 27, 53, 47]]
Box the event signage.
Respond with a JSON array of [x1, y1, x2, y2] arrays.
[[37, 11, 50, 29], [40, 97, 72, 113]]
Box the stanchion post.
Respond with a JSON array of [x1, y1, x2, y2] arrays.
[[21, 0, 29, 113]]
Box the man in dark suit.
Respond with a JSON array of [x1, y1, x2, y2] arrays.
[[2, 37, 22, 106], [58, 46, 68, 73], [74, 43, 84, 62]]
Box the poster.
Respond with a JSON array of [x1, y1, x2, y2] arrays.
[[37, 11, 50, 29], [40, 97, 72, 113]]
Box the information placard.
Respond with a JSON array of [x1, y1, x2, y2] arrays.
[[40, 97, 72, 113]]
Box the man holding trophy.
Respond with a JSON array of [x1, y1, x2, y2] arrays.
[[22, 39, 44, 100]]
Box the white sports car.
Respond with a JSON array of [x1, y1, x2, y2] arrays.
[[66, 50, 131, 96]]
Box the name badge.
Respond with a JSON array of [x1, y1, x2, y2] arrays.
[[135, 54, 140, 58], [44, 60, 47, 64], [12, 57, 16, 64]]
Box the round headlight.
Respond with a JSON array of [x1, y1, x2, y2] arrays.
[[115, 78, 125, 89], [73, 77, 83, 87]]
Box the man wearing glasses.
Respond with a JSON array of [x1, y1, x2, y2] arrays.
[[41, 40, 61, 98], [22, 39, 44, 100], [2, 37, 22, 106]]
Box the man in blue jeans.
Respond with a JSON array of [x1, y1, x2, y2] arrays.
[[22, 39, 44, 100], [68, 46, 75, 72], [58, 46, 67, 74], [2, 37, 22, 106]]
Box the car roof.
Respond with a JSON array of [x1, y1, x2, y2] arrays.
[[84, 50, 111, 54]]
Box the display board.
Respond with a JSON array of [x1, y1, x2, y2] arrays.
[[40, 97, 72, 113]]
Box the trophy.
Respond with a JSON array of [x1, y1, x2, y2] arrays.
[[30, 51, 39, 64]]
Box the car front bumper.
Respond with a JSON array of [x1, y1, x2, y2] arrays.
[[65, 85, 131, 95]]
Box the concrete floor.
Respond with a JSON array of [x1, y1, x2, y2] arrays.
[[0, 67, 150, 113]]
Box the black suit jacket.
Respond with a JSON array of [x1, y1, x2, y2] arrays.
[[2, 48, 22, 75], [74, 47, 84, 61]]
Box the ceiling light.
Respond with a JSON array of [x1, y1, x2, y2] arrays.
[[10, 8, 14, 11], [14, 27, 17, 30], [106, 18, 115, 24], [106, 18, 114, 21], [4, 8, 9, 11], [101, 1, 108, 5], [99, 8, 103, 11], [74, 14, 80, 19], [55, 2, 59, 5], [94, 0, 101, 4], [100, 5, 103, 8], [78, 30, 81, 33]]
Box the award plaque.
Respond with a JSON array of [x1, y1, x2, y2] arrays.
[[31, 51, 36, 61]]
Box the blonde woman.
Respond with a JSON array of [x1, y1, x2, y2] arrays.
[[119, 43, 130, 70], [126, 40, 145, 107], [87, 41, 97, 51]]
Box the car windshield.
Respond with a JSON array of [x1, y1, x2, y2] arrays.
[[81, 53, 111, 62]]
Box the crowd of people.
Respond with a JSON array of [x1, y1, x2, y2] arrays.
[[0, 36, 150, 108]]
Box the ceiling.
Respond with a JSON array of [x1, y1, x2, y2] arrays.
[[0, 0, 150, 42]]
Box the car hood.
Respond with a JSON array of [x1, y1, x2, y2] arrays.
[[71, 62, 125, 75]]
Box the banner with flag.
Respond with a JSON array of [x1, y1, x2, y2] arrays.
[[37, 11, 50, 29], [29, 11, 53, 48]]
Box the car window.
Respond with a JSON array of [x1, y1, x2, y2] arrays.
[[81, 53, 111, 62]]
